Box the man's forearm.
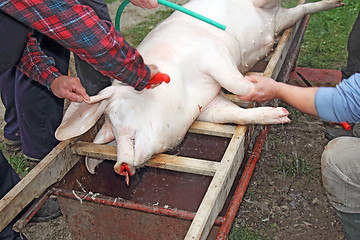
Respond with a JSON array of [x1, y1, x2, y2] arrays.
[[276, 82, 319, 117], [17, 32, 61, 89]]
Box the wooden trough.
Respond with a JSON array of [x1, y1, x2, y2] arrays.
[[0, 4, 309, 240]]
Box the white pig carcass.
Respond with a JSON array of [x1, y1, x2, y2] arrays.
[[55, 0, 343, 177]]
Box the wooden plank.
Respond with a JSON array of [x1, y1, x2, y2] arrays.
[[0, 140, 80, 232], [71, 141, 117, 160], [188, 121, 237, 138], [185, 125, 247, 240], [71, 141, 219, 176], [244, 71, 263, 76], [147, 154, 219, 176]]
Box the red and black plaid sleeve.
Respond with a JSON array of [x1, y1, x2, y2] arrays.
[[18, 32, 61, 88], [0, 0, 150, 90]]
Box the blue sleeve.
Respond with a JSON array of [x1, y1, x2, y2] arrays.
[[315, 73, 360, 123]]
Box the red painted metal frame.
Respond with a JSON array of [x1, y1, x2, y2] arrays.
[[51, 187, 226, 226], [12, 189, 52, 232], [216, 125, 271, 239]]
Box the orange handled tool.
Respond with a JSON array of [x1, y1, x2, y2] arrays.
[[330, 121, 351, 131], [146, 73, 170, 89], [339, 122, 351, 131]]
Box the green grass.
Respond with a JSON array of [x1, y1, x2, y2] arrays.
[[0, 143, 33, 178], [297, 0, 360, 69], [275, 153, 313, 178], [229, 225, 271, 240], [122, 10, 175, 46]]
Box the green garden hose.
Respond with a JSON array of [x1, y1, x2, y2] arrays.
[[115, 0, 226, 32]]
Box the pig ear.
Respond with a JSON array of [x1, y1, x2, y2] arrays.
[[55, 87, 117, 141]]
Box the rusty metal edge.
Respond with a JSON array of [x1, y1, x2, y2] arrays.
[[12, 190, 52, 232], [51, 187, 226, 226]]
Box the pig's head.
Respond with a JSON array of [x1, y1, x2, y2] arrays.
[[55, 85, 158, 179]]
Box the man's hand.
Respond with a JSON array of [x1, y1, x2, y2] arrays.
[[129, 0, 159, 9], [239, 75, 319, 117], [50, 76, 90, 102], [237, 75, 279, 102], [146, 64, 170, 89]]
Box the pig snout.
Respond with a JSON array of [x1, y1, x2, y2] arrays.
[[114, 162, 136, 176], [114, 162, 136, 185]]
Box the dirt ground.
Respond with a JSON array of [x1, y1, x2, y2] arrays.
[[1, 0, 346, 239], [233, 104, 345, 239]]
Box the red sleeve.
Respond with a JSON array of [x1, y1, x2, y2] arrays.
[[17, 32, 61, 89]]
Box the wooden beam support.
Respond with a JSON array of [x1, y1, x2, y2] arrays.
[[71, 141, 117, 160], [188, 121, 237, 138], [71, 141, 219, 176], [0, 140, 80, 232], [185, 126, 247, 240], [147, 154, 219, 176]]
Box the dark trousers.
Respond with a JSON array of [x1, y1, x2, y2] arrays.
[[0, 11, 28, 75], [342, 10, 360, 79], [0, 32, 69, 159], [0, 11, 29, 240]]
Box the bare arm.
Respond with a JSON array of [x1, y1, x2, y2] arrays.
[[238, 75, 319, 117]]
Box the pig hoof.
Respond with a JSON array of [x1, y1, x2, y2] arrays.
[[276, 107, 291, 124], [260, 107, 291, 124], [85, 157, 104, 174], [282, 108, 289, 115]]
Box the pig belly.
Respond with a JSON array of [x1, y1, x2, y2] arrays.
[[138, 1, 276, 73]]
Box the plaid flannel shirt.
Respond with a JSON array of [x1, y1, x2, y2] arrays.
[[19, 32, 62, 88], [0, 0, 150, 90]]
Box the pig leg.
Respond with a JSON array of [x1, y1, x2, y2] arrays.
[[198, 93, 290, 125], [85, 118, 116, 174], [208, 55, 254, 96], [275, 0, 343, 33]]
